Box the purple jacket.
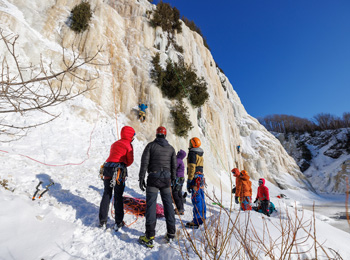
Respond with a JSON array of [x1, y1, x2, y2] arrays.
[[176, 149, 187, 178]]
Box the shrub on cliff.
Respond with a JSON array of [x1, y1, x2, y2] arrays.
[[150, 2, 182, 33], [150, 53, 165, 87], [151, 55, 209, 106], [70, 2, 92, 33], [188, 76, 209, 108], [171, 101, 193, 137]]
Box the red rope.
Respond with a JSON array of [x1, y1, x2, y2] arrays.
[[0, 124, 95, 167]]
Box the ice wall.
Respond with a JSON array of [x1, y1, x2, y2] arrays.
[[0, 0, 309, 192]]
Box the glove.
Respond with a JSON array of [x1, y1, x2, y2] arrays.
[[232, 186, 236, 194], [254, 198, 258, 204], [139, 178, 146, 192], [171, 179, 176, 188], [99, 164, 104, 180], [187, 180, 192, 193], [235, 196, 239, 204]]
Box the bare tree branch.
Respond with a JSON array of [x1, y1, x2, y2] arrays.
[[0, 28, 108, 141]]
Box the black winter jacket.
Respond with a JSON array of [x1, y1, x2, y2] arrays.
[[139, 137, 177, 187]]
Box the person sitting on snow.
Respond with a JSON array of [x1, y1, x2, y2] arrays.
[[232, 168, 252, 211], [254, 178, 270, 217], [138, 103, 148, 122]]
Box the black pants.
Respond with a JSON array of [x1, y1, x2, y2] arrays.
[[145, 186, 175, 238], [260, 200, 270, 216], [172, 184, 184, 212], [99, 179, 125, 224]]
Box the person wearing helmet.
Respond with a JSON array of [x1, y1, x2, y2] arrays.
[[254, 178, 270, 216], [185, 137, 206, 229], [99, 126, 135, 231], [138, 103, 148, 122], [231, 168, 252, 211], [138, 126, 177, 247]]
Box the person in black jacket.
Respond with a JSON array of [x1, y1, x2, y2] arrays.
[[138, 126, 177, 248]]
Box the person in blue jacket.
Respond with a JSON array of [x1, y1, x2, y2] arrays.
[[138, 103, 148, 122]]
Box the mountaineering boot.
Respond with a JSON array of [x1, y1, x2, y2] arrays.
[[138, 235, 155, 248], [113, 221, 125, 232], [164, 233, 175, 243], [99, 221, 107, 228], [175, 209, 184, 215], [185, 221, 199, 229]]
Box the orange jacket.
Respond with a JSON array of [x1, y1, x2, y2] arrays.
[[233, 169, 252, 198]]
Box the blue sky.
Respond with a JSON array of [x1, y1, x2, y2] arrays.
[[153, 0, 350, 120]]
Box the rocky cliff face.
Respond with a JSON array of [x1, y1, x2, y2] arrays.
[[275, 129, 350, 193], [0, 0, 309, 191]]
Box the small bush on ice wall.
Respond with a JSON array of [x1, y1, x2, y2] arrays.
[[70, 2, 92, 33], [171, 101, 193, 137], [151, 54, 209, 137], [150, 2, 182, 34]]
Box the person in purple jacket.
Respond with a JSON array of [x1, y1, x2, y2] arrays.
[[172, 149, 187, 215]]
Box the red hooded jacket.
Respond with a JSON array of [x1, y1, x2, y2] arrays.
[[106, 126, 135, 166], [256, 178, 270, 201]]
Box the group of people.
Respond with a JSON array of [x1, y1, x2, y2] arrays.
[[98, 126, 206, 248], [231, 168, 271, 216], [98, 125, 271, 248]]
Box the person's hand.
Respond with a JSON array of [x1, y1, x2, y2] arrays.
[[139, 178, 146, 191], [235, 196, 239, 204]]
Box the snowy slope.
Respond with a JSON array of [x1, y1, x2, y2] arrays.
[[1, 99, 350, 259]]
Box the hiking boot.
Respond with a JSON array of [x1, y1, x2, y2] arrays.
[[98, 221, 107, 228], [138, 235, 155, 248], [164, 233, 175, 242], [113, 221, 125, 232], [175, 209, 184, 215], [185, 221, 199, 229]]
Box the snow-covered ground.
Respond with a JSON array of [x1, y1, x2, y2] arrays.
[[1, 99, 350, 260]]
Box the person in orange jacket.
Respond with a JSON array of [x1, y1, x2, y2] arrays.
[[231, 168, 252, 211]]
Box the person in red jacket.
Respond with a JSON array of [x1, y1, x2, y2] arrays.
[[254, 178, 270, 217], [99, 126, 135, 230]]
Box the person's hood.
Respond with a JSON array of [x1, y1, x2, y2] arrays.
[[240, 170, 250, 181], [177, 149, 187, 159], [233, 169, 250, 180], [120, 126, 135, 141], [154, 136, 169, 147], [259, 178, 266, 186], [189, 147, 203, 156], [232, 168, 240, 177]]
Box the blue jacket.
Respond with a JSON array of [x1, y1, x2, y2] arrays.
[[139, 104, 148, 112]]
